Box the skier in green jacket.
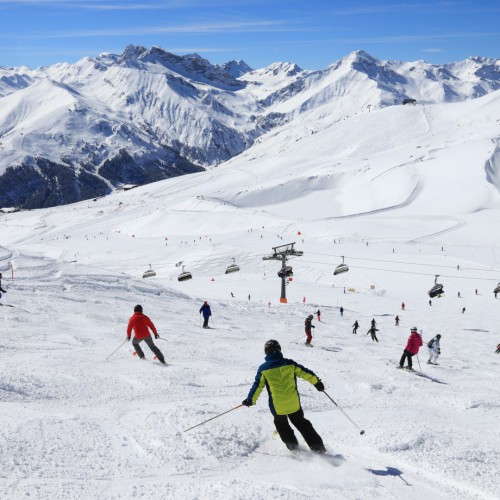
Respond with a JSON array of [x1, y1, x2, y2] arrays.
[[242, 339, 326, 453]]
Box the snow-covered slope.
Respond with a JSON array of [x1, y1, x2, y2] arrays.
[[0, 78, 499, 498], [1, 47, 500, 209]]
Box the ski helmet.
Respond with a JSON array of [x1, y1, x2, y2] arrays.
[[436, 334, 441, 339], [308, 314, 314, 319], [134, 304, 143, 313], [411, 327, 417, 332], [264, 339, 281, 355]]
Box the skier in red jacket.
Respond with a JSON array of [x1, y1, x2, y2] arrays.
[[398, 327, 422, 371], [127, 305, 165, 364]]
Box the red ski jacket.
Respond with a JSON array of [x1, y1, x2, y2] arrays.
[[405, 332, 423, 354], [127, 312, 157, 340]]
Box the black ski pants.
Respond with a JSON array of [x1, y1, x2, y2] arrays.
[[203, 316, 209, 328], [274, 408, 325, 452], [399, 349, 414, 369], [371, 333, 378, 342], [132, 336, 164, 362]]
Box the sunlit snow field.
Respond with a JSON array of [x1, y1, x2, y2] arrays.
[[1, 91, 500, 499]]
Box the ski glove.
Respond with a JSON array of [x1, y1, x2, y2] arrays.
[[314, 381, 325, 392], [154, 333, 159, 339], [126, 337, 131, 341], [241, 399, 252, 407]]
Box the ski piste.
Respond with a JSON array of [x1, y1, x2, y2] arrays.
[[271, 431, 345, 466], [0, 302, 31, 313], [392, 364, 446, 384]]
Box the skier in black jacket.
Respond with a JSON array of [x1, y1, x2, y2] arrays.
[[305, 315, 315, 346], [367, 325, 379, 342], [0, 272, 6, 298], [352, 320, 359, 334]]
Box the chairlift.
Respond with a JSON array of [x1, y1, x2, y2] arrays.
[[142, 264, 156, 278], [178, 265, 192, 282], [494, 282, 500, 294], [278, 265, 293, 278], [225, 258, 240, 275], [334, 256, 349, 275], [428, 275, 444, 298]]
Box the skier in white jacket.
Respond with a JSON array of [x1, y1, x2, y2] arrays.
[[427, 334, 441, 365]]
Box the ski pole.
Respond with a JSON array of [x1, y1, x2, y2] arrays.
[[289, 335, 306, 343], [183, 404, 243, 432], [323, 391, 365, 435], [416, 355, 423, 373], [105, 339, 128, 360]]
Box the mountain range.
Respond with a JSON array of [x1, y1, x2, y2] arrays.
[[1, 45, 499, 209]]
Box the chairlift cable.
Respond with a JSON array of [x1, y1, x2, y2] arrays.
[[305, 252, 500, 273]]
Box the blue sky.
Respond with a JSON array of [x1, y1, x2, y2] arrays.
[[1, 0, 499, 69]]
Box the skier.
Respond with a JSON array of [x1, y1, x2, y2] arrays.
[[427, 334, 442, 365], [352, 320, 359, 334], [199, 301, 212, 328], [395, 315, 400, 326], [371, 318, 377, 328], [475, 289, 478, 295], [126, 305, 165, 364], [429, 299, 432, 306], [367, 325, 379, 342], [231, 292, 234, 298], [315, 309, 321, 321], [401, 302, 405, 311], [398, 327, 423, 371], [248, 294, 251, 300], [496, 344, 500, 354], [339, 306, 344, 317], [305, 314, 315, 346], [462, 307, 466, 314], [0, 272, 7, 298], [458, 291, 461, 298], [242, 339, 326, 453]]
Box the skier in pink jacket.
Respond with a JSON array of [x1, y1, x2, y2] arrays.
[[398, 327, 423, 371]]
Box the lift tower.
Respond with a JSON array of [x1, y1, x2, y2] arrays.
[[263, 242, 303, 303]]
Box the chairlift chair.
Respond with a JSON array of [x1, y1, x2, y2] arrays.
[[428, 275, 444, 298], [178, 265, 193, 282], [334, 256, 349, 275], [225, 258, 240, 275], [142, 264, 156, 278], [494, 282, 500, 294], [278, 266, 293, 278]]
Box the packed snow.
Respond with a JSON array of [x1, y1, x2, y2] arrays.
[[1, 73, 500, 499]]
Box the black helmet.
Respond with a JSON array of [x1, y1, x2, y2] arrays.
[[308, 314, 314, 319], [264, 339, 281, 355], [436, 334, 441, 339], [134, 304, 143, 313]]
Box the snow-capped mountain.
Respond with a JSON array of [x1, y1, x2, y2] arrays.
[[1, 46, 500, 209]]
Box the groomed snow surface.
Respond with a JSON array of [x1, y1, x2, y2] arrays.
[[1, 91, 500, 499]]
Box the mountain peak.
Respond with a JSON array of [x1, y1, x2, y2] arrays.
[[261, 62, 303, 77], [220, 60, 252, 78]]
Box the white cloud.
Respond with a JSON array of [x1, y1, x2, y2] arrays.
[[2, 20, 306, 39]]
